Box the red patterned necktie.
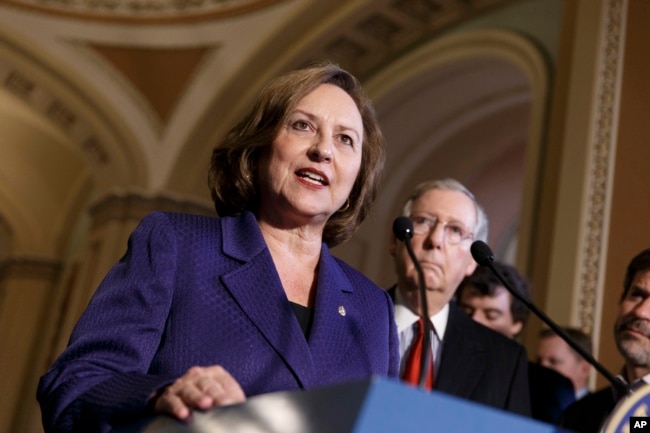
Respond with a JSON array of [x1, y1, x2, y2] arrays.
[[402, 318, 434, 390]]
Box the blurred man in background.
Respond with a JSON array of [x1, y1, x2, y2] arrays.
[[537, 327, 592, 400], [561, 248, 650, 433], [456, 262, 575, 424]]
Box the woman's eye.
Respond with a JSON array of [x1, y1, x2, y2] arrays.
[[340, 135, 353, 146], [292, 120, 310, 130]]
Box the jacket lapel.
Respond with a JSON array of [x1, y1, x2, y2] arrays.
[[307, 247, 356, 380], [218, 212, 315, 387]]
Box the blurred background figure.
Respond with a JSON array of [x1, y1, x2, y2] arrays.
[[561, 248, 650, 433], [537, 327, 593, 400], [456, 262, 576, 424], [456, 261, 530, 340]]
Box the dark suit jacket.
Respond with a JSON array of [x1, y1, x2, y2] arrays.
[[559, 386, 618, 433], [436, 302, 531, 416], [389, 287, 530, 416], [38, 211, 400, 433], [528, 362, 576, 424]]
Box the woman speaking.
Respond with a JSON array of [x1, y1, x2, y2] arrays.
[[37, 62, 399, 433]]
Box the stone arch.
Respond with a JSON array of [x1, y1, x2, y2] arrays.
[[332, 28, 549, 287], [0, 26, 149, 256]]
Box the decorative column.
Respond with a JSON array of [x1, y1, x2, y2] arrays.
[[526, 0, 629, 389], [8, 189, 212, 433], [0, 256, 62, 433], [50, 190, 214, 359]]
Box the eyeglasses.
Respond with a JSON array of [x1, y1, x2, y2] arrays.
[[409, 213, 474, 245]]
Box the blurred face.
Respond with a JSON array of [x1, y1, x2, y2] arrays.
[[258, 83, 363, 227], [457, 285, 522, 339], [390, 188, 478, 316], [614, 269, 650, 378], [537, 335, 590, 392]]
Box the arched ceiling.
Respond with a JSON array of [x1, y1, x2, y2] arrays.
[[0, 0, 560, 270], [337, 40, 536, 287]]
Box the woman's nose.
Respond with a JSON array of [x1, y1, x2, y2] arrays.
[[309, 137, 333, 162]]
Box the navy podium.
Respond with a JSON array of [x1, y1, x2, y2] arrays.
[[114, 377, 576, 433]]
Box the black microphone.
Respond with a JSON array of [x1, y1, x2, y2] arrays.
[[470, 240, 630, 397], [392, 217, 414, 242], [393, 217, 433, 390]]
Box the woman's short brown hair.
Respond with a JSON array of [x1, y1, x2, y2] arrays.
[[208, 62, 386, 247]]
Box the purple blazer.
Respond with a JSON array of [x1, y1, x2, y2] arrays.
[[37, 211, 400, 433]]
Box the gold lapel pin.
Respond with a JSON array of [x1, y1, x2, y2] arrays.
[[338, 306, 346, 316]]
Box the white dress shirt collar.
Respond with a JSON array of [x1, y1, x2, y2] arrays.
[[393, 287, 448, 340], [575, 386, 589, 400]]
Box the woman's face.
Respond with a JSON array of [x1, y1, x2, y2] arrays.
[[258, 83, 363, 226]]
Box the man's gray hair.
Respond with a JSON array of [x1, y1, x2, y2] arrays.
[[401, 178, 489, 242]]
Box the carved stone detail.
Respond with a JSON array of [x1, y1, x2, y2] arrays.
[[1, 63, 112, 167], [304, 0, 516, 80], [577, 0, 625, 332], [6, 0, 279, 21], [89, 190, 213, 230], [0, 256, 62, 282]]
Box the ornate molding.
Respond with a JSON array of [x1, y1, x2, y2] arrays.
[[578, 0, 626, 333], [88, 189, 213, 229], [302, 0, 518, 80], [0, 59, 112, 167], [4, 0, 284, 23], [0, 256, 62, 281]]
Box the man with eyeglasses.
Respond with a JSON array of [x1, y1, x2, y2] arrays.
[[388, 178, 530, 416]]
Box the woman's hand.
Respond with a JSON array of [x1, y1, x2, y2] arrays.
[[153, 365, 246, 420]]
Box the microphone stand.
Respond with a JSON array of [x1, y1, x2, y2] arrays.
[[470, 240, 629, 397], [403, 234, 434, 390]]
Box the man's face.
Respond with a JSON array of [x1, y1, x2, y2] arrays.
[[457, 285, 522, 339], [537, 335, 590, 392], [615, 269, 650, 372], [389, 188, 478, 316]]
